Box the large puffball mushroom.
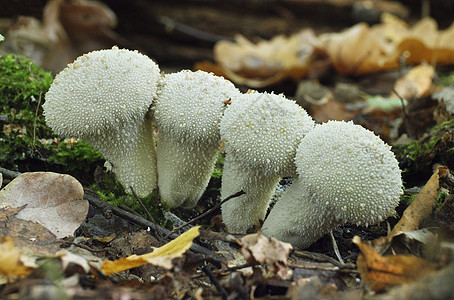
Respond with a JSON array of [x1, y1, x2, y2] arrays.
[[262, 120, 403, 249], [153, 70, 241, 208], [220, 91, 315, 233], [43, 46, 161, 196]]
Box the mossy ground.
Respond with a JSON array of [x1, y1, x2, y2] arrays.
[[394, 119, 454, 186]]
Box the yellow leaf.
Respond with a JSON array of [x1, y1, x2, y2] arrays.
[[101, 226, 200, 275], [0, 237, 35, 276]]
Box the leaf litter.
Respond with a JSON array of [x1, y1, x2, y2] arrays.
[[2, 1, 454, 299]]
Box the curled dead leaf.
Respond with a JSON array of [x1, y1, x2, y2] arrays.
[[240, 232, 293, 279], [390, 166, 448, 238], [209, 29, 328, 88], [353, 236, 435, 291], [320, 22, 399, 75]]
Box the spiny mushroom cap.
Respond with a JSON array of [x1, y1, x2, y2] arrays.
[[43, 46, 160, 140], [220, 92, 315, 177], [295, 120, 403, 226], [153, 70, 240, 145]]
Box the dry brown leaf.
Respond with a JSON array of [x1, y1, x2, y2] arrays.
[[393, 64, 434, 100], [320, 22, 399, 75], [240, 232, 293, 279], [0, 172, 87, 239], [0, 205, 24, 221], [354, 236, 435, 291], [211, 29, 328, 88], [0, 216, 61, 257], [311, 96, 357, 122], [390, 166, 448, 238], [320, 15, 454, 75], [397, 18, 454, 65], [101, 226, 200, 275], [0, 236, 36, 277]]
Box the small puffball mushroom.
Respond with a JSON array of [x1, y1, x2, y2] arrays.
[[153, 70, 241, 208], [43, 46, 160, 196], [262, 120, 403, 249], [220, 91, 315, 233]]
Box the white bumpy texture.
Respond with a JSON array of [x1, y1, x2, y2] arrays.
[[220, 92, 315, 233], [262, 120, 403, 248], [153, 70, 241, 208], [43, 46, 161, 196]]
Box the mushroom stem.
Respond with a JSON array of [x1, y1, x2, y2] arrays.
[[221, 154, 280, 233], [156, 134, 218, 208], [261, 121, 403, 249], [261, 178, 341, 249], [152, 70, 240, 208], [89, 113, 157, 196]]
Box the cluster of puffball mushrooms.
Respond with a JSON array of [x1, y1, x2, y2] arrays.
[[43, 47, 403, 249]]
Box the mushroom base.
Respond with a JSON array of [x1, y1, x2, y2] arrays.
[[90, 117, 158, 197], [221, 154, 280, 233], [261, 178, 341, 249], [156, 135, 218, 208]]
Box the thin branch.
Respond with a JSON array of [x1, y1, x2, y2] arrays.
[[202, 264, 228, 300], [158, 16, 233, 44], [129, 186, 164, 242], [222, 262, 255, 273], [293, 250, 354, 269], [164, 190, 245, 239], [330, 230, 345, 265], [392, 87, 408, 118]]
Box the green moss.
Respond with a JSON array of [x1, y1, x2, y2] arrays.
[[45, 138, 103, 172], [400, 193, 418, 205], [210, 152, 224, 179], [0, 54, 104, 182], [0, 54, 52, 168], [0, 54, 52, 110], [90, 172, 171, 227], [438, 72, 454, 86], [435, 191, 448, 207], [395, 119, 454, 165]]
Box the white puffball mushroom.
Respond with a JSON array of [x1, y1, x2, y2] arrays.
[[153, 70, 241, 208], [220, 91, 315, 233], [262, 120, 403, 249], [43, 46, 161, 196]]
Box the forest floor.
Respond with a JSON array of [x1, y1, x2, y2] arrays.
[[1, 1, 454, 299]]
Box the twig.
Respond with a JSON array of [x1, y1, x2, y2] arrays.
[[330, 230, 345, 265], [164, 190, 245, 239], [129, 186, 164, 242], [158, 16, 233, 44], [202, 264, 228, 300], [287, 263, 358, 274], [84, 188, 218, 258], [222, 262, 254, 273], [392, 87, 408, 118], [293, 250, 354, 269]]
